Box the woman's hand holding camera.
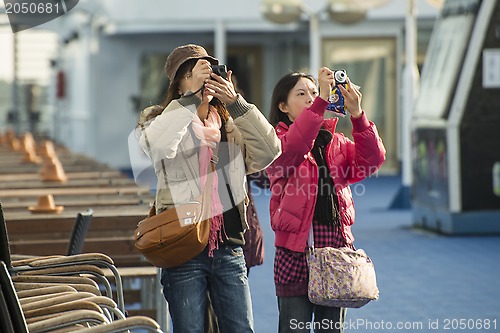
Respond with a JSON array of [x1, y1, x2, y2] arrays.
[[318, 67, 334, 102], [339, 78, 362, 118], [190, 60, 212, 121], [318, 66, 363, 118], [205, 70, 238, 105], [189, 60, 212, 97]]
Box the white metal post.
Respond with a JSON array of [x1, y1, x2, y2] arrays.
[[309, 11, 320, 76], [214, 19, 227, 66], [11, 30, 19, 133], [402, 0, 420, 193]]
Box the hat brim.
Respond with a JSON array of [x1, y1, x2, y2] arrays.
[[28, 206, 64, 214], [202, 56, 218, 65], [172, 56, 219, 80]]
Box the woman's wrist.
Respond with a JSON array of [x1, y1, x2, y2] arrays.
[[227, 94, 249, 119], [319, 92, 330, 102], [310, 96, 328, 116], [349, 108, 363, 118], [351, 111, 370, 133]]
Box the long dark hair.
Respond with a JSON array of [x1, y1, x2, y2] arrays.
[[269, 72, 316, 127]]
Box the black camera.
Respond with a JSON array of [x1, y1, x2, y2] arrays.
[[211, 65, 228, 79], [333, 69, 347, 85]]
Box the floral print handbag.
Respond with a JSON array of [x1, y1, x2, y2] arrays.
[[306, 228, 379, 308]]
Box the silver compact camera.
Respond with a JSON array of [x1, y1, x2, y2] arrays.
[[333, 69, 347, 85]]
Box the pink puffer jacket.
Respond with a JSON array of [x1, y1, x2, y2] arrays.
[[266, 97, 386, 253]]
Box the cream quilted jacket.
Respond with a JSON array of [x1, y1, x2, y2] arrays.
[[139, 94, 281, 231]]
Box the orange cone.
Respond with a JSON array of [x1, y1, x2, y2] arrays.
[[20, 132, 35, 153], [39, 156, 67, 182], [22, 150, 42, 164], [8, 137, 21, 151], [28, 194, 64, 214], [37, 140, 56, 158]]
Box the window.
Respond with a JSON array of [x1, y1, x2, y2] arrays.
[[322, 37, 397, 172]]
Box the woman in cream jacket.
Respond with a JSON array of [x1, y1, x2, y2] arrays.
[[137, 44, 280, 333]]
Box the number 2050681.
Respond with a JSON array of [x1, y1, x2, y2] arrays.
[[443, 319, 496, 330], [5, 2, 61, 14]]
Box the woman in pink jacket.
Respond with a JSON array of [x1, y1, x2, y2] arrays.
[[266, 69, 386, 332]]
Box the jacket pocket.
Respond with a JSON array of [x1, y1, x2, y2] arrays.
[[158, 167, 193, 206], [272, 207, 302, 233], [164, 167, 187, 181]]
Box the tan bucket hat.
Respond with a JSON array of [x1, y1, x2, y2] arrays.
[[164, 44, 218, 81]]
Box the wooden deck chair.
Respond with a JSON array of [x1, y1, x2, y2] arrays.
[[0, 261, 29, 333], [0, 286, 17, 333], [1, 202, 125, 312], [66, 208, 94, 256], [1, 261, 163, 333]]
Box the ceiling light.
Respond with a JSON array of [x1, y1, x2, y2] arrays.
[[261, 0, 303, 24]]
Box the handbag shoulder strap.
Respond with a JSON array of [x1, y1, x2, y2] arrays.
[[140, 124, 170, 192], [307, 224, 315, 250], [179, 124, 202, 195]]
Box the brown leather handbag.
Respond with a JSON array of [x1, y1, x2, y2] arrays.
[[134, 127, 215, 268], [134, 200, 209, 268]]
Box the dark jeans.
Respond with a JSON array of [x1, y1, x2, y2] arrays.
[[205, 263, 252, 332], [161, 246, 254, 333], [278, 295, 346, 333], [205, 292, 219, 333]]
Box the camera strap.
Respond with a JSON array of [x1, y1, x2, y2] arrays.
[[183, 84, 204, 98]]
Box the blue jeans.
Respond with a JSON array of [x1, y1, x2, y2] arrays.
[[161, 245, 254, 333], [278, 295, 346, 333]]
